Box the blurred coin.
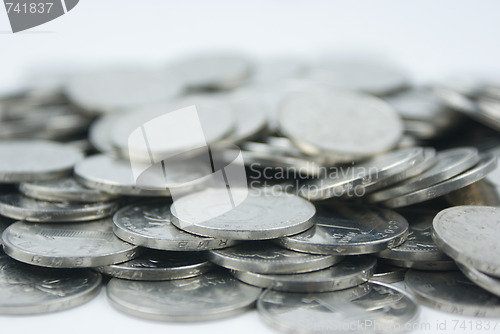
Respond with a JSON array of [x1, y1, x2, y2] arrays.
[[248, 58, 305, 85], [208, 241, 342, 274], [433, 206, 500, 277], [226, 94, 269, 143], [278, 89, 403, 162], [0, 215, 12, 246], [457, 262, 500, 298], [380, 154, 497, 208], [369, 263, 407, 284], [113, 201, 237, 251], [171, 188, 316, 240], [369, 147, 479, 203], [445, 180, 500, 206], [278, 205, 408, 255], [106, 270, 261, 321], [405, 270, 500, 317], [0, 256, 101, 315], [0, 140, 83, 183], [232, 256, 376, 292], [2, 218, 139, 268], [0, 193, 118, 222], [19, 177, 118, 203], [88, 113, 122, 154], [95, 250, 213, 281], [258, 282, 418, 334]]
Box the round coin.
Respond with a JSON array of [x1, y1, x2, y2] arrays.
[[277, 205, 409, 255], [106, 270, 261, 321], [433, 205, 500, 277], [232, 256, 376, 292], [171, 188, 316, 240], [278, 89, 403, 161], [457, 262, 500, 298], [113, 201, 237, 251], [19, 177, 119, 203], [405, 270, 500, 317], [0, 256, 102, 315], [208, 241, 342, 274], [0, 140, 83, 183], [2, 218, 139, 268], [95, 250, 213, 281], [258, 282, 419, 334]]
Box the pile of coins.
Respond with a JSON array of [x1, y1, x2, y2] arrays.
[[1, 52, 500, 332]]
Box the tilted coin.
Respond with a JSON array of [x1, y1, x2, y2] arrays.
[[405, 270, 500, 317], [369, 147, 479, 202], [95, 250, 213, 281], [208, 241, 342, 274], [445, 180, 500, 206], [369, 263, 407, 284], [232, 256, 376, 292], [433, 205, 500, 277], [278, 89, 403, 162], [106, 270, 261, 321], [299, 147, 426, 200], [113, 201, 236, 251], [19, 177, 119, 203], [258, 282, 419, 334], [2, 218, 139, 268], [88, 113, 123, 154], [277, 205, 409, 255], [0, 193, 118, 222], [457, 262, 500, 298], [166, 52, 252, 91], [380, 154, 497, 208], [380, 258, 456, 271], [171, 188, 316, 240], [226, 93, 269, 143], [0, 140, 83, 183], [0, 256, 102, 315], [377, 209, 454, 269]]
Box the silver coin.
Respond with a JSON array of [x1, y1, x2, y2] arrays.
[[477, 97, 500, 131], [445, 180, 500, 206], [277, 205, 408, 256], [249, 58, 305, 85], [208, 241, 342, 274], [369, 147, 479, 203], [258, 282, 419, 334], [166, 52, 252, 91], [232, 256, 376, 292], [113, 201, 236, 251], [377, 209, 453, 267], [402, 119, 441, 140], [171, 188, 316, 240], [380, 154, 497, 208], [106, 270, 261, 321], [433, 205, 500, 277], [0, 215, 12, 246], [278, 89, 403, 162], [405, 270, 500, 317], [304, 57, 410, 96], [299, 147, 426, 201], [370, 263, 407, 284], [88, 113, 123, 154], [0, 256, 102, 315], [66, 67, 182, 114], [457, 262, 500, 298], [0, 192, 118, 222], [19, 177, 119, 203], [95, 250, 213, 281], [380, 258, 456, 271], [0, 193, 118, 222], [2, 218, 139, 268], [0, 140, 83, 183], [226, 93, 269, 143]]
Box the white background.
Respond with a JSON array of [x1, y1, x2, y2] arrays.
[[1, 1, 500, 333]]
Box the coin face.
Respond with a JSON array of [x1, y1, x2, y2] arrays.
[[113, 201, 237, 251], [106, 270, 261, 321], [0, 193, 119, 222], [258, 282, 419, 334], [433, 206, 500, 277], [405, 270, 500, 317], [0, 140, 83, 183], [208, 241, 342, 274], [171, 188, 316, 240], [95, 250, 213, 281], [2, 219, 139, 268], [278, 89, 403, 160], [278, 205, 409, 255], [0, 256, 102, 315], [232, 256, 376, 292]]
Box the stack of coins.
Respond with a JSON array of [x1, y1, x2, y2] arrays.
[[1, 52, 500, 332]]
